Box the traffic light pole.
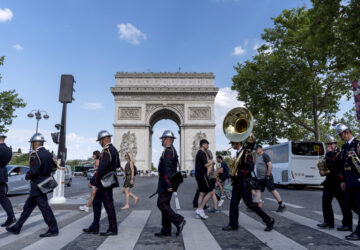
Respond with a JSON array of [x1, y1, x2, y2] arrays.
[[50, 102, 67, 204], [50, 74, 74, 204]]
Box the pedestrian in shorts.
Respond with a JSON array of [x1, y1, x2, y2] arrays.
[[254, 145, 285, 212]]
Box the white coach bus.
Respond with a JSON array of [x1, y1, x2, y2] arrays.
[[263, 141, 325, 187]]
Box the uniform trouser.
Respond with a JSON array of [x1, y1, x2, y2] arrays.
[[346, 187, 360, 234], [229, 182, 271, 227], [157, 191, 184, 234], [193, 189, 200, 208], [322, 186, 352, 228], [12, 194, 58, 233], [90, 188, 117, 233], [0, 183, 14, 220]]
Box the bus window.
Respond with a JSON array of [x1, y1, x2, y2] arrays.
[[291, 142, 324, 156], [264, 144, 289, 163]]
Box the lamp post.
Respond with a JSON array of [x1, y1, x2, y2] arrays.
[[27, 110, 50, 133]]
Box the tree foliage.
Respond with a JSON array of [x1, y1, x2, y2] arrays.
[[0, 56, 26, 132], [232, 3, 358, 144], [9, 153, 29, 166]]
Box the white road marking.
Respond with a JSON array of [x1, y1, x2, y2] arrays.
[[180, 211, 221, 250], [313, 211, 358, 226], [174, 192, 181, 210], [222, 211, 307, 250], [22, 210, 105, 250], [276, 210, 360, 247], [265, 198, 304, 209], [97, 210, 151, 250], [0, 211, 75, 248]]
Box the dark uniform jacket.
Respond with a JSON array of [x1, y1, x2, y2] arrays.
[[341, 138, 360, 188], [93, 143, 120, 189], [157, 145, 178, 193], [234, 147, 254, 187], [0, 143, 12, 183], [26, 147, 56, 197], [322, 148, 342, 188]]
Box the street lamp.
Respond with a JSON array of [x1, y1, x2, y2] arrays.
[[27, 109, 50, 133]]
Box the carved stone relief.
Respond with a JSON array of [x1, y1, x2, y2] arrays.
[[145, 104, 184, 120], [119, 131, 138, 160], [192, 132, 207, 160], [118, 107, 141, 120], [189, 107, 211, 120]]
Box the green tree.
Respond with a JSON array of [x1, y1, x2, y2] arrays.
[[17, 148, 22, 154], [232, 6, 354, 144], [9, 153, 29, 166], [0, 56, 26, 132], [151, 163, 157, 171]]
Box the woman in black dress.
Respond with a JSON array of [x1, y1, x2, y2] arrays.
[[121, 152, 139, 210]]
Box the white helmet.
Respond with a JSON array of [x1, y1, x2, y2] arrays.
[[29, 133, 46, 142], [325, 135, 337, 144], [334, 123, 349, 135], [96, 130, 112, 141], [160, 130, 176, 139]]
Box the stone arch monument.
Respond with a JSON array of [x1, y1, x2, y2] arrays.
[[111, 72, 219, 172]]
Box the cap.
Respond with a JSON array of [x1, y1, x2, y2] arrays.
[[334, 123, 349, 135], [160, 130, 176, 139], [200, 139, 210, 146], [0, 132, 6, 138], [29, 133, 46, 142], [97, 130, 112, 141]]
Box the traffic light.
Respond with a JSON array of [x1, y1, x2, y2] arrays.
[[51, 132, 60, 144], [59, 75, 75, 103]]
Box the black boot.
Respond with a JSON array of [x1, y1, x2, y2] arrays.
[[1, 217, 16, 227]]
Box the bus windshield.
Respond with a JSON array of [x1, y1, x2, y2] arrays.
[[291, 142, 324, 156]]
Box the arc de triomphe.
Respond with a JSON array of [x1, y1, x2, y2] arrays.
[[111, 72, 219, 172]]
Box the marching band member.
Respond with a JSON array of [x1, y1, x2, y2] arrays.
[[336, 124, 360, 241], [317, 135, 352, 231]]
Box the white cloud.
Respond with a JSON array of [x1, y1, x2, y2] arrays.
[[214, 87, 245, 151], [5, 128, 100, 160], [82, 102, 103, 110], [13, 44, 24, 51], [253, 43, 260, 51], [0, 8, 13, 22], [117, 23, 147, 45], [232, 45, 246, 56]]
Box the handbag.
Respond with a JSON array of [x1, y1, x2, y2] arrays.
[[247, 171, 259, 190], [101, 171, 119, 188], [37, 175, 58, 194]]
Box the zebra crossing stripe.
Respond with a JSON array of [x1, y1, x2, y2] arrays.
[[0, 211, 75, 248], [97, 210, 151, 250], [180, 211, 222, 250], [313, 211, 359, 226], [222, 211, 307, 250], [264, 198, 304, 209], [275, 211, 360, 247], [22, 210, 106, 250]]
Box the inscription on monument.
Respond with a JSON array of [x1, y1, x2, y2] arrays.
[[189, 107, 211, 120], [118, 107, 141, 120]]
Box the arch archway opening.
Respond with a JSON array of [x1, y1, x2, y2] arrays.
[[148, 108, 182, 172]]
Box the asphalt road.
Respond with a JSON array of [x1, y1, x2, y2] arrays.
[[1, 176, 359, 250]]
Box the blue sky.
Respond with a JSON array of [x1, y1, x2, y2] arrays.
[[0, 0, 354, 165]]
